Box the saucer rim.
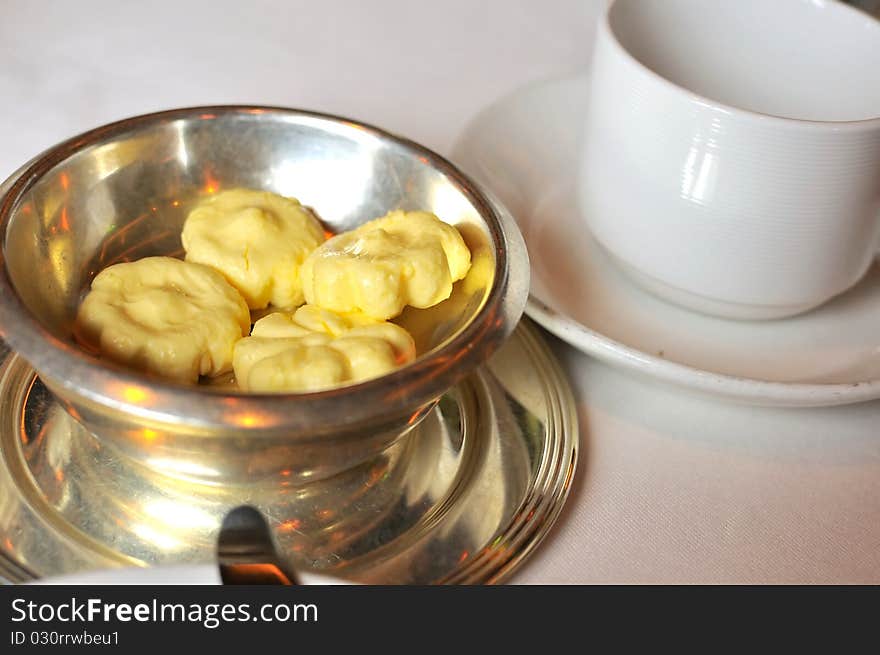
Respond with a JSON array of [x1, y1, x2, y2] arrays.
[[453, 73, 880, 407]]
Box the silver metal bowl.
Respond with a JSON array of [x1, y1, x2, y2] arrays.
[[0, 106, 528, 484]]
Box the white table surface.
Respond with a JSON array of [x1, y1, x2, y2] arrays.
[[3, 0, 879, 584]]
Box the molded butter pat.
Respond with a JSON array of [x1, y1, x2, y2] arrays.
[[75, 257, 250, 383], [233, 305, 416, 392], [181, 188, 326, 310], [300, 210, 471, 320]]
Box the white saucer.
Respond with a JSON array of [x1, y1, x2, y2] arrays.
[[452, 74, 880, 407]]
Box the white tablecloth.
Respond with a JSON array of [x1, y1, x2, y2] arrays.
[[3, 0, 878, 584]]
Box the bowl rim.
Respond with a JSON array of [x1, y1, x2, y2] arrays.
[[0, 105, 525, 433]]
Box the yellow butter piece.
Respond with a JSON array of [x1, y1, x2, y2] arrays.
[[300, 210, 471, 320], [233, 305, 416, 392], [181, 188, 326, 310], [75, 257, 250, 383]]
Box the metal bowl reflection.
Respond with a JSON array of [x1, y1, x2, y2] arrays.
[[0, 106, 528, 484]]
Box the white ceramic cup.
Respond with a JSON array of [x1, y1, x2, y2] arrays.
[[581, 0, 880, 319]]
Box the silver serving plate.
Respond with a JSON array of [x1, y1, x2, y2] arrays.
[[0, 321, 577, 584]]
